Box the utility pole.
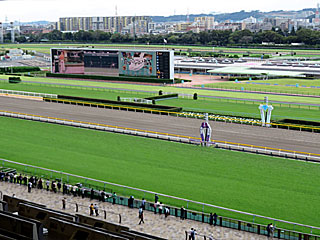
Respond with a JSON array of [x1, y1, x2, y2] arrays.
[[10, 22, 15, 43]]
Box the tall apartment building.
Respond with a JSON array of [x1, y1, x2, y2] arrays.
[[194, 16, 215, 30], [56, 16, 151, 34]]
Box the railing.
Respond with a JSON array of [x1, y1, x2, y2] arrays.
[[119, 97, 153, 104], [0, 89, 57, 98], [1, 157, 320, 239], [42, 97, 320, 132], [1, 110, 320, 162]]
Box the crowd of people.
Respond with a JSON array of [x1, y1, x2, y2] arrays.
[[2, 170, 272, 240]]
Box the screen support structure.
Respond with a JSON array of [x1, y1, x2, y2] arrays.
[[200, 113, 212, 147], [259, 96, 274, 127]]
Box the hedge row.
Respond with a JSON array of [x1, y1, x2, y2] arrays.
[[0, 66, 40, 73], [56, 95, 182, 112], [145, 93, 178, 101], [47, 72, 177, 84], [279, 118, 320, 127], [8, 77, 21, 84]]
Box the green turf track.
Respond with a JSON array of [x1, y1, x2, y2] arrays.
[[0, 79, 319, 122], [201, 79, 320, 96], [0, 117, 319, 233], [1, 75, 320, 105]]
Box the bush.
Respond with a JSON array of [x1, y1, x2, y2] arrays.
[[0, 66, 40, 74], [193, 93, 198, 100], [146, 93, 178, 100], [47, 73, 173, 84], [8, 77, 21, 84]]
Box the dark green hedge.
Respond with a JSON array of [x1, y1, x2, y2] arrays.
[[0, 66, 40, 73], [8, 77, 21, 83], [47, 72, 175, 84], [56, 95, 182, 112], [145, 93, 178, 100]]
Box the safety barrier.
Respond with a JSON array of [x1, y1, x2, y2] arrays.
[[1, 110, 320, 162], [1, 158, 320, 239], [44, 97, 320, 133], [0, 89, 57, 98]]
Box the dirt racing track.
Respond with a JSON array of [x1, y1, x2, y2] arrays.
[[0, 96, 320, 155]]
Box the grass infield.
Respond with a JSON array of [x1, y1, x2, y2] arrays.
[[0, 116, 319, 233], [0, 79, 319, 123]]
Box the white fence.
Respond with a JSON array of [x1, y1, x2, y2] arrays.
[[120, 97, 153, 104], [0, 89, 57, 98]]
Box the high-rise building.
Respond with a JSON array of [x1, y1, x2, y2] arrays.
[[56, 16, 151, 35]]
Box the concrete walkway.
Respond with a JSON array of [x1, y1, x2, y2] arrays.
[[0, 181, 267, 240]]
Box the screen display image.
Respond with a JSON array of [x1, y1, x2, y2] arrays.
[[51, 48, 173, 79], [119, 51, 156, 77], [52, 49, 85, 74], [84, 50, 119, 76]]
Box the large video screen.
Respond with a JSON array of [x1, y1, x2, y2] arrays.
[[51, 48, 174, 79], [52, 49, 85, 74], [119, 51, 156, 77]]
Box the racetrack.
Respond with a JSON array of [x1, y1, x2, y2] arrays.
[[1, 96, 319, 154]]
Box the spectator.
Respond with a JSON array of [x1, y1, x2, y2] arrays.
[[94, 204, 99, 216], [128, 196, 134, 208], [209, 213, 213, 225], [38, 178, 43, 189], [141, 198, 146, 210], [189, 228, 196, 240], [72, 185, 78, 197], [13, 173, 17, 184], [57, 181, 62, 192], [62, 198, 66, 210], [46, 179, 50, 191], [159, 202, 163, 215], [213, 213, 218, 226], [112, 192, 117, 204], [89, 203, 94, 216], [90, 188, 94, 200], [17, 174, 22, 184], [181, 206, 185, 220], [23, 176, 27, 185], [81, 188, 85, 198], [165, 206, 170, 218], [28, 181, 32, 193], [155, 194, 159, 203], [62, 183, 66, 195], [138, 207, 144, 225], [269, 223, 274, 239], [100, 190, 105, 202]]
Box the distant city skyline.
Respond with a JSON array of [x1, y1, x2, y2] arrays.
[[0, 0, 318, 22]]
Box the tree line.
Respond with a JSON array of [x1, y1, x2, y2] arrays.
[[7, 28, 320, 46]]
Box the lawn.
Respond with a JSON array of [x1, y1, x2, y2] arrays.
[[160, 98, 320, 122], [0, 79, 319, 123], [0, 116, 319, 233], [201, 78, 320, 96], [1, 74, 319, 105]]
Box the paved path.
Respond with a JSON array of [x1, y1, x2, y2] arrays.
[[0, 180, 266, 240], [1, 97, 319, 154]]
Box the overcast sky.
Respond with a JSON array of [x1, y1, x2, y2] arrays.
[[0, 0, 318, 22]]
